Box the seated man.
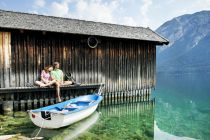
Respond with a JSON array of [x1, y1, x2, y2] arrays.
[[51, 62, 72, 102]]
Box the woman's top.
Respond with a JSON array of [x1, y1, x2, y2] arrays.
[[41, 70, 51, 81]]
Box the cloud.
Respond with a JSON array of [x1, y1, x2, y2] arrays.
[[139, 0, 152, 27], [34, 0, 45, 8], [72, 0, 139, 26], [121, 16, 137, 26], [50, 0, 71, 17], [48, 0, 136, 26], [31, 0, 151, 26], [190, 0, 210, 11], [4, 0, 210, 31], [73, 0, 118, 23]]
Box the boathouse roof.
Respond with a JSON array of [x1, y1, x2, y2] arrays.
[[0, 10, 169, 45]]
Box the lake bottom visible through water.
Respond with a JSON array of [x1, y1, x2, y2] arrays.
[[0, 101, 154, 140], [1, 73, 210, 140]]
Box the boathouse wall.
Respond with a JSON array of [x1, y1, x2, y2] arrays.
[[0, 30, 156, 93]]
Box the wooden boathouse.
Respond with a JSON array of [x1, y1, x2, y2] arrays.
[[0, 10, 168, 112]]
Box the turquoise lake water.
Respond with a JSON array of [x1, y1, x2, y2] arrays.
[[154, 73, 210, 140], [0, 73, 210, 139]]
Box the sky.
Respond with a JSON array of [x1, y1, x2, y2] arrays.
[[0, 0, 210, 30]]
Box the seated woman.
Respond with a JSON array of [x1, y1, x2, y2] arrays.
[[35, 65, 56, 87]]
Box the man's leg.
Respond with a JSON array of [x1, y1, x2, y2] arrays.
[[55, 82, 61, 102]]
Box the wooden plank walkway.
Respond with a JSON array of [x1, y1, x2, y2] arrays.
[[0, 83, 102, 94]]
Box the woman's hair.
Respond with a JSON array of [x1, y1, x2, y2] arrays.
[[44, 65, 53, 72]]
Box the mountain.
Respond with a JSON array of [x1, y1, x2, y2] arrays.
[[156, 11, 210, 73]]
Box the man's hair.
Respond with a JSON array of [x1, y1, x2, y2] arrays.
[[53, 62, 59, 67]]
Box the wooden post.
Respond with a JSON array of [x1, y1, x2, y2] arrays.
[[65, 96, 69, 101], [44, 98, 49, 106], [27, 100, 32, 110], [20, 100, 25, 111], [33, 99, 38, 109], [50, 98, 55, 104], [39, 99, 43, 107], [2, 101, 13, 112]]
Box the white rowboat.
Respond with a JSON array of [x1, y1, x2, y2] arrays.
[[28, 94, 103, 129]]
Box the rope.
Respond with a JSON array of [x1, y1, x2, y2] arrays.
[[34, 119, 44, 138], [29, 111, 52, 139]]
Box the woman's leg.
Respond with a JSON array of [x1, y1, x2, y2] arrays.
[[45, 80, 57, 86], [35, 81, 45, 87]]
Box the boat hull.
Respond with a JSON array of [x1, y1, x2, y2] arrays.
[[28, 94, 102, 129]]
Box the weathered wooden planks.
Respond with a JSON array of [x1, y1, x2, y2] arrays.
[[0, 30, 156, 93], [0, 32, 11, 88]]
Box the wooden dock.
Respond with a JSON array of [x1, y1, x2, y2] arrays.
[[0, 85, 152, 112], [0, 83, 101, 112]]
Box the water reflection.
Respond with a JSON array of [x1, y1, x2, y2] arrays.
[[31, 112, 100, 140], [154, 73, 210, 140], [0, 101, 155, 140], [76, 101, 155, 140]]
